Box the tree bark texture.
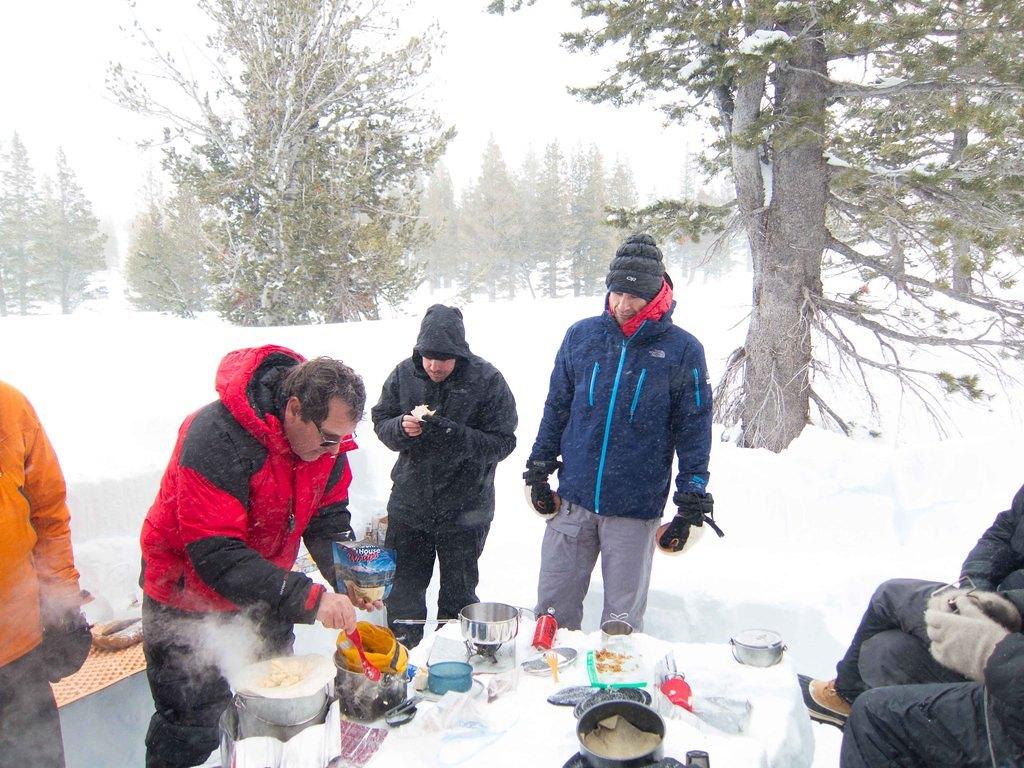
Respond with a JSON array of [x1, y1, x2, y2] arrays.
[[738, 22, 828, 452]]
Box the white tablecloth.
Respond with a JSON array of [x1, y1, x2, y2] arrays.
[[370, 622, 814, 768]]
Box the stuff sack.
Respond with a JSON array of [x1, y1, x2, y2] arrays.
[[336, 622, 409, 676]]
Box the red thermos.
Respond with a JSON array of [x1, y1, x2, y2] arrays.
[[532, 607, 558, 650]]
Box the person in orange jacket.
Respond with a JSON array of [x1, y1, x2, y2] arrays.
[[0, 380, 91, 768]]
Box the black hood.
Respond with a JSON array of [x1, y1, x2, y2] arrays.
[[413, 305, 472, 364]]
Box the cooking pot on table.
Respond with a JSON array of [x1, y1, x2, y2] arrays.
[[393, 601, 527, 646], [231, 654, 336, 740], [729, 628, 786, 667], [576, 700, 666, 768]]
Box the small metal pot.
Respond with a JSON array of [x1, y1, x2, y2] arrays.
[[335, 664, 408, 722], [576, 700, 665, 768], [730, 628, 786, 667], [459, 602, 521, 647], [392, 602, 526, 647]]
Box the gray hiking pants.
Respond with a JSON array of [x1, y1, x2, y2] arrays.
[[535, 500, 660, 631]]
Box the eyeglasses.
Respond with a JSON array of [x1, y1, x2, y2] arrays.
[[316, 423, 342, 448]]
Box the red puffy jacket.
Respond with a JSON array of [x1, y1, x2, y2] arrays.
[[140, 346, 356, 623]]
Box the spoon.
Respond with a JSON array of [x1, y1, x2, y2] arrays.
[[347, 628, 382, 682]]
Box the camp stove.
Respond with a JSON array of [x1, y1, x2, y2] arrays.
[[429, 634, 517, 674]]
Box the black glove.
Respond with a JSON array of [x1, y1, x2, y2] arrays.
[[658, 492, 721, 553], [39, 609, 92, 682], [420, 412, 460, 437], [523, 459, 561, 516]]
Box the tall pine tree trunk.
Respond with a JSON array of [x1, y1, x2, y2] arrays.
[[738, 22, 827, 451], [949, 124, 972, 296]]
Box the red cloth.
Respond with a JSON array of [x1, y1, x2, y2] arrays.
[[611, 277, 674, 337]]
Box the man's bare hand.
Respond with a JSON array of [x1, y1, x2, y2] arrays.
[[315, 592, 357, 633], [401, 414, 423, 437]]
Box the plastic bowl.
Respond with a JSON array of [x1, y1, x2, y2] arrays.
[[427, 661, 474, 695]]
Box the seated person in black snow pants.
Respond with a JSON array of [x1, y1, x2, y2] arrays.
[[799, 482, 1024, 729], [840, 588, 1024, 768]]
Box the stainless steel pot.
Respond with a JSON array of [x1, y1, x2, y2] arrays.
[[233, 685, 330, 740], [392, 601, 526, 647], [730, 628, 786, 667], [460, 602, 521, 646], [576, 700, 665, 768]]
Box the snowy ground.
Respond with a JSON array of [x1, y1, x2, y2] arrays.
[[3, 270, 1022, 766]]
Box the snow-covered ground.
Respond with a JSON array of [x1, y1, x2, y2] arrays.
[[3, 270, 1022, 766]]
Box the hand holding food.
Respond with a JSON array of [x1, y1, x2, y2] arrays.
[[410, 404, 435, 421], [346, 582, 385, 611], [401, 414, 423, 437]]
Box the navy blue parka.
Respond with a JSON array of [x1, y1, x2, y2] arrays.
[[529, 301, 712, 520]]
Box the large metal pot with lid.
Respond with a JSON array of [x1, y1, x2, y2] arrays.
[[231, 654, 336, 739]]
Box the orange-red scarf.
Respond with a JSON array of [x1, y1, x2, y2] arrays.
[[610, 278, 674, 337]]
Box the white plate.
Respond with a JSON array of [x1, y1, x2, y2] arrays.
[[417, 677, 487, 703]]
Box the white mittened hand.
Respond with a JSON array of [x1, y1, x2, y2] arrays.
[[926, 608, 1009, 681], [926, 588, 971, 615], [967, 592, 1023, 632]]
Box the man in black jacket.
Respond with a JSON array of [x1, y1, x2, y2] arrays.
[[371, 305, 517, 648], [801, 483, 1024, 729], [841, 588, 1024, 767]]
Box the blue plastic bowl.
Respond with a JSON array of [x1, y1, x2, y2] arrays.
[[427, 661, 474, 694]]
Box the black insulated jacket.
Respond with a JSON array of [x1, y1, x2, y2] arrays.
[[371, 305, 518, 529]]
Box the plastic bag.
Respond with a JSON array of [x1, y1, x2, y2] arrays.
[[332, 542, 397, 602]]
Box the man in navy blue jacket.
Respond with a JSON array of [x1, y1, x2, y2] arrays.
[[524, 233, 719, 631]]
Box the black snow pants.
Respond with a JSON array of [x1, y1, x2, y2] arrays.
[[835, 578, 967, 702], [841, 682, 999, 768], [0, 648, 66, 768], [142, 596, 294, 768], [384, 518, 489, 649]]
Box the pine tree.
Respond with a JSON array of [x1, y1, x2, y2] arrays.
[[35, 149, 106, 314], [111, 0, 452, 325], [606, 156, 638, 211], [0, 133, 41, 315], [516, 148, 543, 296], [534, 141, 570, 297], [567, 144, 614, 296], [459, 138, 522, 300], [492, 0, 1024, 450], [417, 164, 460, 290], [125, 180, 211, 317]]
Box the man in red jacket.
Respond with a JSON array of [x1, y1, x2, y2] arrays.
[[140, 347, 374, 768]]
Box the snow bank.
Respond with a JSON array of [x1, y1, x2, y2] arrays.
[[3, 271, 1022, 767]]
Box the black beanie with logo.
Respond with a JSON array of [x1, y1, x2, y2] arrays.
[[605, 233, 665, 301]]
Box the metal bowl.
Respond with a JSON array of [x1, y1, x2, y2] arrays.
[[730, 628, 786, 667], [576, 700, 665, 768], [459, 602, 520, 647]]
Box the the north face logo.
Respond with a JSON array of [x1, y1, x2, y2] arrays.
[[650, 349, 665, 358], [626, 275, 637, 281]]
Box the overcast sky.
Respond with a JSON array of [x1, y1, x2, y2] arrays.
[[1, 1, 704, 242]]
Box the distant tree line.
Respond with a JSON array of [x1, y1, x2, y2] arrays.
[[0, 133, 106, 315], [414, 138, 742, 301]]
